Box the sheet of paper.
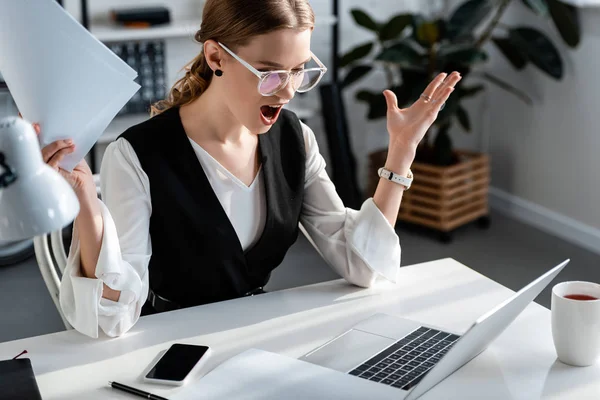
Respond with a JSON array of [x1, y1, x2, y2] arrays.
[[173, 349, 398, 400], [0, 0, 140, 171]]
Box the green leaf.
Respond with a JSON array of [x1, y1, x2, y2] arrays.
[[398, 69, 430, 105], [355, 90, 387, 120], [341, 65, 372, 88], [379, 14, 413, 41], [356, 90, 373, 102], [447, 0, 494, 40], [366, 93, 388, 120], [459, 85, 485, 98], [547, 0, 580, 48], [509, 27, 563, 79], [391, 84, 413, 108], [521, 0, 548, 16], [480, 72, 533, 105], [436, 92, 461, 126], [410, 14, 426, 47], [437, 43, 473, 54], [440, 47, 489, 66], [416, 21, 441, 46], [376, 42, 422, 65], [492, 37, 528, 69], [339, 42, 374, 68], [456, 106, 471, 132], [435, 19, 449, 42], [411, 15, 443, 49], [351, 9, 380, 33]]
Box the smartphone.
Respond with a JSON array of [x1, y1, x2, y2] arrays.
[[144, 343, 211, 386]]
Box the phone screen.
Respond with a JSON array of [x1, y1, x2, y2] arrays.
[[146, 344, 209, 382]]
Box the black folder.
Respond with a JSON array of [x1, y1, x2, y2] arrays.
[[0, 358, 42, 400]]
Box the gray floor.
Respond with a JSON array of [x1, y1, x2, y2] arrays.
[[0, 211, 598, 343]]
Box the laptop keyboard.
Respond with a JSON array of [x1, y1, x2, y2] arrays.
[[348, 327, 460, 390]]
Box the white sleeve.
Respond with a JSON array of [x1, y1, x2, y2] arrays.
[[299, 122, 400, 287], [59, 138, 152, 338]]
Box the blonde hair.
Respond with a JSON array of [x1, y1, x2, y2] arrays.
[[151, 0, 315, 116]]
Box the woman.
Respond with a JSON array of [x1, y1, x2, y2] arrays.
[[42, 0, 460, 338]]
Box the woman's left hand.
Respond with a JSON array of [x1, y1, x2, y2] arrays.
[[382, 71, 462, 155]]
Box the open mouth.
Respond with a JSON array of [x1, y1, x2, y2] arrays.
[[260, 104, 283, 125]]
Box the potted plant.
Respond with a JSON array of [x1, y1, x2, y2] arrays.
[[340, 0, 580, 241]]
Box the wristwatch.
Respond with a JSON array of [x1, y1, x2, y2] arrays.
[[378, 167, 413, 190]]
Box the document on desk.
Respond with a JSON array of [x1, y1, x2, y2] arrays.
[[0, 0, 140, 171], [174, 348, 399, 400]]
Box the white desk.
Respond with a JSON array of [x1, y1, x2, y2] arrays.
[[1, 258, 598, 399]]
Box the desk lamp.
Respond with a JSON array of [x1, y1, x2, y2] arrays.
[[0, 116, 79, 240]]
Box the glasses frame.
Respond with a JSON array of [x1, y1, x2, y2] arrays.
[[218, 42, 327, 96]]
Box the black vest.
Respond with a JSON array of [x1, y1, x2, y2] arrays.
[[120, 107, 305, 309]]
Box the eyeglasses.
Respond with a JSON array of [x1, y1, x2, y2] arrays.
[[218, 42, 327, 96]]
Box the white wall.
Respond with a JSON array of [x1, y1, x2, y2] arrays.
[[481, 4, 600, 247]]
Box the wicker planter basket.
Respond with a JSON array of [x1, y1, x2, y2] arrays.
[[368, 149, 490, 241]]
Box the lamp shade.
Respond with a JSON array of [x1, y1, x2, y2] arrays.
[[0, 117, 79, 241]]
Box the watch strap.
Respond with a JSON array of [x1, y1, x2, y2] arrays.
[[378, 167, 413, 190]]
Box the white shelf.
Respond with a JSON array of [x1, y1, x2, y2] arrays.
[[90, 15, 336, 43], [98, 105, 317, 145], [90, 19, 201, 42]]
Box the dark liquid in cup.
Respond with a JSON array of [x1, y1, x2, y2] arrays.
[[564, 294, 598, 301]]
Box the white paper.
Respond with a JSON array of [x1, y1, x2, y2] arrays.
[[0, 0, 140, 171], [174, 349, 398, 400]]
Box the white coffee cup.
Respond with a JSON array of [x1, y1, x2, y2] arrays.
[[551, 281, 600, 367]]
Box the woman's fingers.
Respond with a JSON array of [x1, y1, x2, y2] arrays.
[[37, 123, 76, 167], [422, 72, 461, 115], [420, 73, 448, 101], [41, 139, 73, 163], [47, 145, 75, 169], [432, 72, 461, 101], [383, 90, 399, 112]]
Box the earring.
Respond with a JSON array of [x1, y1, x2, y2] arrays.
[[215, 69, 223, 77]]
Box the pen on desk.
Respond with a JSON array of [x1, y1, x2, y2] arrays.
[[108, 381, 169, 400]]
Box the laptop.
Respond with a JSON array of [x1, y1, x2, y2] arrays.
[[299, 259, 569, 400]]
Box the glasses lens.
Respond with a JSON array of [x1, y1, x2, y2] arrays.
[[259, 72, 287, 95], [296, 70, 323, 92]]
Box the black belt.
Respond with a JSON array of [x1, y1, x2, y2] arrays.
[[147, 287, 266, 313]]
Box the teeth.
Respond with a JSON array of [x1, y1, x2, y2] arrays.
[[269, 105, 282, 108]]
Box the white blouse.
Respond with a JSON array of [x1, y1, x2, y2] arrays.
[[59, 122, 401, 338], [190, 140, 266, 250]]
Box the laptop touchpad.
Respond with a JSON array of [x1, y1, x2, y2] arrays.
[[302, 329, 394, 373]]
